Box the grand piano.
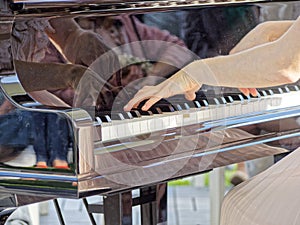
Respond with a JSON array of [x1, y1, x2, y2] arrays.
[[0, 0, 300, 224]]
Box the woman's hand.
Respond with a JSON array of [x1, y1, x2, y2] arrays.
[[124, 72, 201, 111]]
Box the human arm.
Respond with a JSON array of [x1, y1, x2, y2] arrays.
[[124, 17, 300, 111], [230, 20, 294, 54], [230, 20, 294, 96]]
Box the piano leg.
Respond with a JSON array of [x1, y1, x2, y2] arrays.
[[210, 167, 225, 225], [53, 199, 66, 225], [140, 183, 167, 225], [104, 191, 133, 225]]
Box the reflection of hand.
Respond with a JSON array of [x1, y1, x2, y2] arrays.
[[124, 72, 201, 111]]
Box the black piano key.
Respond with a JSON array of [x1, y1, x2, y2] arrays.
[[287, 85, 300, 91], [181, 102, 191, 110], [193, 100, 202, 108], [95, 111, 127, 121], [200, 99, 209, 107], [122, 111, 134, 119], [172, 103, 183, 111], [132, 108, 153, 116], [155, 104, 175, 112], [174, 102, 193, 110], [258, 90, 268, 97], [189, 101, 202, 108], [111, 112, 125, 120], [208, 98, 220, 105], [224, 96, 234, 103], [271, 87, 284, 94], [265, 89, 274, 95], [97, 114, 112, 122], [225, 94, 245, 102], [149, 107, 163, 114], [130, 110, 141, 118], [270, 86, 290, 94], [282, 86, 290, 93], [167, 99, 201, 109], [195, 95, 216, 105], [216, 96, 227, 104], [243, 94, 251, 101]]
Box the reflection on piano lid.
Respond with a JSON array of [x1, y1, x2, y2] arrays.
[[1, 0, 300, 210]]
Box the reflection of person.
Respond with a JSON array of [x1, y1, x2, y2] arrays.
[[13, 15, 193, 110], [125, 16, 300, 225], [33, 112, 70, 169], [124, 17, 300, 111], [0, 93, 70, 169]]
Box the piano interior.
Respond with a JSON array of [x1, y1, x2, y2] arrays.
[[0, 0, 300, 222]]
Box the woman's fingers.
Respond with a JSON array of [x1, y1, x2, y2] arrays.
[[124, 73, 201, 111], [124, 94, 147, 111], [239, 88, 250, 96], [239, 88, 258, 97], [249, 88, 258, 97], [184, 90, 196, 101], [123, 86, 158, 111], [141, 96, 162, 111]]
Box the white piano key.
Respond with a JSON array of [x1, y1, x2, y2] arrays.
[[241, 102, 250, 114], [215, 106, 226, 120], [130, 118, 142, 136], [101, 123, 111, 141], [115, 122, 129, 138], [140, 117, 150, 133], [223, 104, 232, 118], [109, 125, 118, 140], [168, 114, 178, 128], [175, 113, 184, 127]]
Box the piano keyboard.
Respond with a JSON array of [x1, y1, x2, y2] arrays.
[[95, 85, 300, 142]]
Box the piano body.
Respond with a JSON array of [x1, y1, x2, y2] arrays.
[[0, 0, 300, 224]]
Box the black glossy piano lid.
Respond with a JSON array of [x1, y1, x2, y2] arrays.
[[8, 0, 296, 16]]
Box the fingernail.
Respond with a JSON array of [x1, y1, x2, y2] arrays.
[[142, 105, 147, 111]]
